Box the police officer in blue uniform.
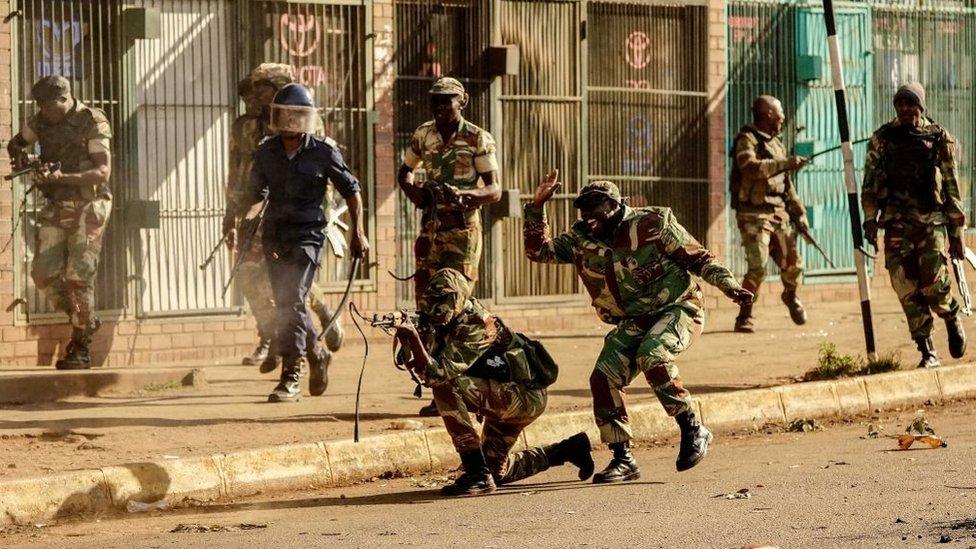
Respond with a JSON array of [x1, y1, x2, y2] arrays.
[[243, 83, 369, 402]]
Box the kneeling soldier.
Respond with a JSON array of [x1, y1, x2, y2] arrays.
[[524, 171, 754, 481], [394, 268, 594, 496]]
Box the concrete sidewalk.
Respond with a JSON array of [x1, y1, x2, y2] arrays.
[[0, 290, 969, 481]]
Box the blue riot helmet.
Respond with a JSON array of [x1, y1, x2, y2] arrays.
[[269, 83, 319, 134]]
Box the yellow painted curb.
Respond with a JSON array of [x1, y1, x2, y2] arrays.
[[935, 364, 976, 399], [324, 431, 430, 485], [218, 442, 331, 497], [698, 388, 785, 428], [0, 470, 109, 525], [100, 457, 224, 506], [863, 369, 941, 409]]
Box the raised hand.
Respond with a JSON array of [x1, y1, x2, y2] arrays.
[[533, 169, 561, 208]]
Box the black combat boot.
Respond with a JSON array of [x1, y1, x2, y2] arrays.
[[55, 319, 100, 370], [782, 290, 808, 325], [308, 344, 332, 397], [734, 304, 755, 333], [268, 357, 303, 402], [946, 315, 968, 359], [675, 411, 713, 471], [242, 338, 271, 366], [543, 432, 595, 481], [592, 441, 640, 483], [419, 399, 439, 417], [915, 336, 942, 368], [441, 449, 496, 496], [259, 342, 279, 374]]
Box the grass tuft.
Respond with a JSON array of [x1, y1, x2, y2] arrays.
[[803, 343, 904, 381]]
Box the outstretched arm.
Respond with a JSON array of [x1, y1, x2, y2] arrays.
[[523, 169, 576, 265]]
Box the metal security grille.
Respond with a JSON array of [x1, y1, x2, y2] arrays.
[[587, 1, 709, 241], [871, 1, 976, 219], [10, 0, 127, 321], [392, 0, 493, 306], [242, 0, 374, 289], [725, 0, 799, 280], [131, 0, 235, 316], [498, 0, 582, 300]]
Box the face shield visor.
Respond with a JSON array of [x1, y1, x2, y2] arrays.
[[269, 103, 320, 134]]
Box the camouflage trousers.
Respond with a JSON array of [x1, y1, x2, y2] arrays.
[[414, 223, 481, 309], [736, 213, 802, 296], [589, 298, 704, 444], [236, 255, 341, 345], [31, 198, 111, 330], [883, 222, 958, 339], [431, 376, 551, 485]]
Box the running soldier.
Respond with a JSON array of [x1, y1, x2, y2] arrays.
[[730, 95, 810, 333], [6, 76, 112, 369], [524, 171, 753, 482], [394, 268, 594, 496], [862, 83, 968, 368]]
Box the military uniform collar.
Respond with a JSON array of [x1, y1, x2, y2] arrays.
[[433, 116, 471, 143]]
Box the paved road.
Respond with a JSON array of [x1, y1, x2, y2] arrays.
[[4, 401, 975, 549], [3, 292, 965, 480]]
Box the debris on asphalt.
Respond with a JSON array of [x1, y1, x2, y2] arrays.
[[170, 523, 267, 533], [895, 411, 947, 450], [864, 423, 881, 438], [389, 420, 424, 430], [787, 418, 821, 432], [715, 488, 751, 500], [126, 499, 169, 513], [410, 475, 451, 488]]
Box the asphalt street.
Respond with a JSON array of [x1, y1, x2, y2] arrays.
[[3, 401, 974, 549]]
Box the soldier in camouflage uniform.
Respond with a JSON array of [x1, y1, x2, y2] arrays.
[[223, 64, 344, 383], [730, 95, 810, 333], [862, 83, 968, 368], [7, 76, 113, 369], [525, 172, 754, 482], [397, 76, 501, 417], [394, 268, 594, 496]]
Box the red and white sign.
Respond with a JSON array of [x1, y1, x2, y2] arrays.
[[279, 14, 321, 58]]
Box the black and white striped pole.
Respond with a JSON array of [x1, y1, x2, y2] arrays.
[[822, 0, 877, 359]]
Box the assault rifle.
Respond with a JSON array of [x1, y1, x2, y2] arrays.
[[951, 247, 976, 316], [221, 201, 268, 298], [2, 158, 61, 254], [795, 222, 836, 269], [366, 310, 421, 335], [5, 156, 60, 182]]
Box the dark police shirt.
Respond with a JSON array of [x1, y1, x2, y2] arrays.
[[247, 133, 361, 246]]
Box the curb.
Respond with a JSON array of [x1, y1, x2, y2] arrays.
[[2, 363, 974, 526]]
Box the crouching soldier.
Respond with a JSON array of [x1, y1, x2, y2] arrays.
[[524, 171, 754, 482], [393, 268, 594, 496]]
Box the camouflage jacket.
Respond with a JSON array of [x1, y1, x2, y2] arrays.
[[421, 297, 513, 387], [226, 113, 268, 216], [523, 204, 740, 324], [403, 117, 498, 228], [862, 117, 966, 236], [24, 100, 113, 201], [730, 125, 805, 219]]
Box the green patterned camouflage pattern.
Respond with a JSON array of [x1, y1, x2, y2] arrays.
[[421, 267, 472, 325], [523, 204, 740, 324], [862, 118, 967, 236], [736, 213, 802, 295], [31, 198, 112, 329], [590, 297, 703, 443], [883, 221, 958, 339], [414, 225, 481, 310]]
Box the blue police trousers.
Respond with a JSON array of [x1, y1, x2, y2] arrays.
[[265, 243, 322, 362]]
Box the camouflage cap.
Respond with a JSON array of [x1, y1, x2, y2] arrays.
[[422, 268, 472, 324], [31, 75, 71, 102], [251, 63, 295, 89], [573, 180, 621, 208], [428, 77, 465, 96]]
